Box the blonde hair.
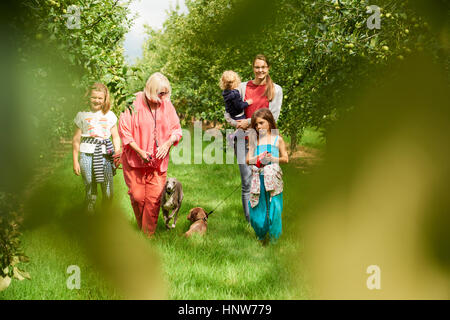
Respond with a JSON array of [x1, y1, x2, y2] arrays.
[[253, 54, 275, 101], [219, 70, 241, 90], [144, 72, 172, 103], [89, 83, 110, 114]]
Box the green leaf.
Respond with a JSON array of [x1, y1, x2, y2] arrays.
[[13, 267, 31, 281], [0, 276, 11, 291]]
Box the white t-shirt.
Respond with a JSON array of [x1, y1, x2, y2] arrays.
[[74, 110, 117, 154]]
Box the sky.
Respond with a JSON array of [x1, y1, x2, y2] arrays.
[[123, 0, 188, 64]]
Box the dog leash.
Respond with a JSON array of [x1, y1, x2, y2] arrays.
[[207, 183, 242, 217]]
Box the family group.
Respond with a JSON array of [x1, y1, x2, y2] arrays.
[[72, 54, 288, 244]]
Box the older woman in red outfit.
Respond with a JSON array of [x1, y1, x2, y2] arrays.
[[119, 72, 182, 236]]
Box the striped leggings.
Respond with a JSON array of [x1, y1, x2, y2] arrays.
[[79, 152, 114, 212]]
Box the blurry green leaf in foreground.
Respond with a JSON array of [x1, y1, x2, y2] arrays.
[[0, 275, 11, 291], [299, 53, 450, 299], [80, 208, 167, 300]]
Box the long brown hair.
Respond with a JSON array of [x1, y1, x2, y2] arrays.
[[253, 54, 275, 102], [250, 109, 278, 145]]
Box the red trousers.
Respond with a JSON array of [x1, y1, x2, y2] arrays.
[[122, 156, 167, 236]]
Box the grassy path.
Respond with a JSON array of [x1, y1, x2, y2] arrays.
[[0, 129, 315, 300]]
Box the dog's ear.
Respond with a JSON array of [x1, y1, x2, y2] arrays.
[[198, 208, 207, 220], [187, 208, 195, 221], [191, 208, 199, 221], [160, 180, 169, 202]]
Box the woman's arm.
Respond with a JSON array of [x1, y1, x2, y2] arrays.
[[269, 85, 283, 122], [118, 109, 135, 147], [72, 127, 82, 175], [128, 141, 149, 161], [156, 100, 183, 159], [224, 112, 238, 128], [118, 109, 147, 161], [167, 100, 183, 147]]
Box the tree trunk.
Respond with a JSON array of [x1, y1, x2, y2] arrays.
[[289, 130, 298, 156]]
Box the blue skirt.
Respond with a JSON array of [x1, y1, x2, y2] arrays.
[[248, 175, 283, 241]]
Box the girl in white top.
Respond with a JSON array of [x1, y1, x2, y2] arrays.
[[72, 83, 121, 212]]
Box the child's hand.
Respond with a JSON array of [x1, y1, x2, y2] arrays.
[[73, 162, 81, 176], [246, 99, 253, 105], [261, 152, 272, 165], [112, 152, 122, 168], [256, 151, 268, 168]]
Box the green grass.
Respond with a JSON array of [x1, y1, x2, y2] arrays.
[[0, 128, 312, 300]]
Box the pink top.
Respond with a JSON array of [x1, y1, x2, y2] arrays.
[[118, 92, 182, 172]]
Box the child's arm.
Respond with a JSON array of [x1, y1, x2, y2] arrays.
[[110, 124, 121, 154], [110, 124, 122, 167], [235, 92, 251, 111], [266, 136, 289, 164], [246, 145, 256, 165], [278, 136, 289, 164], [72, 127, 82, 176]]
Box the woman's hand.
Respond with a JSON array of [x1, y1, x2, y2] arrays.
[[237, 120, 250, 130], [156, 138, 173, 159], [73, 161, 81, 176], [137, 149, 150, 162]]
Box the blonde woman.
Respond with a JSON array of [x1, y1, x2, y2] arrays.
[[118, 73, 182, 236]]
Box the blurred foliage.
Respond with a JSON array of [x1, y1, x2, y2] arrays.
[[0, 192, 30, 291], [1, 0, 136, 291], [300, 53, 450, 298], [133, 0, 445, 150], [11, 0, 137, 147]]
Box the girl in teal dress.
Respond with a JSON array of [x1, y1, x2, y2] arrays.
[[246, 109, 289, 244]]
